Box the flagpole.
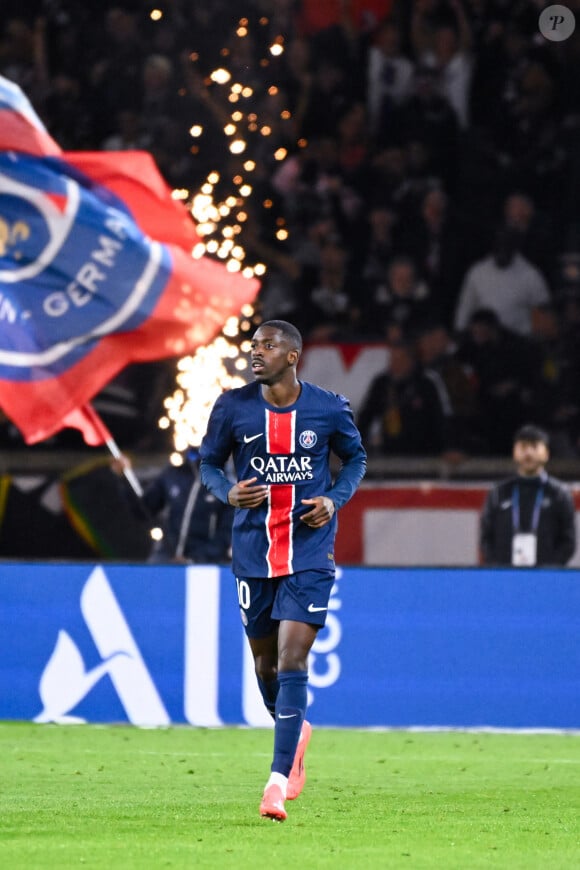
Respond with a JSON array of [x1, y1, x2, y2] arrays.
[[81, 403, 144, 498], [103, 433, 144, 498]]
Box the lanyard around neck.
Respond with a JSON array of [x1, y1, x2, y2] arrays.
[[511, 483, 544, 534]]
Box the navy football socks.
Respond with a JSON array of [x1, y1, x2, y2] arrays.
[[257, 675, 279, 720], [271, 670, 308, 776]]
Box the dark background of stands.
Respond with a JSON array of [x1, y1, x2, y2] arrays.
[[1, 0, 580, 557]]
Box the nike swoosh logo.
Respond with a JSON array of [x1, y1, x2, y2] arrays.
[[307, 604, 328, 613], [278, 713, 298, 719], [243, 432, 263, 443]]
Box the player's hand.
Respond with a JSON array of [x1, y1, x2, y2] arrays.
[[227, 477, 268, 508], [300, 496, 335, 528]]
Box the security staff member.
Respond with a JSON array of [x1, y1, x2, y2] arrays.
[[480, 424, 576, 566]]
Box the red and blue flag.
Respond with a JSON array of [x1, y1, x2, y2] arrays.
[[0, 75, 259, 444]]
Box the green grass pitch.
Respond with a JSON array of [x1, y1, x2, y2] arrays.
[[1, 722, 580, 869]]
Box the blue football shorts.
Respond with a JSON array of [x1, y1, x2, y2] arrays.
[[235, 568, 336, 638]]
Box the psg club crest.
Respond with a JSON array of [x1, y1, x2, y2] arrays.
[[299, 429, 317, 448], [0, 152, 169, 381]]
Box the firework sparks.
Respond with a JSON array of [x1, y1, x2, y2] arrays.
[[160, 332, 251, 452], [155, 12, 297, 451]]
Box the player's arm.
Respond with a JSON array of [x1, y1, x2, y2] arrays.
[[199, 394, 237, 504], [200, 393, 268, 509], [327, 396, 367, 509], [301, 396, 366, 528]]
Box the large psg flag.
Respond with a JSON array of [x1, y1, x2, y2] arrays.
[[0, 75, 259, 444]]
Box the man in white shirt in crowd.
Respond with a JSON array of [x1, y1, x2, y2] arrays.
[[454, 227, 550, 336]]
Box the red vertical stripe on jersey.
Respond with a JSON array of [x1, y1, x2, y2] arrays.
[[265, 410, 296, 577], [267, 484, 295, 577], [266, 409, 295, 454]]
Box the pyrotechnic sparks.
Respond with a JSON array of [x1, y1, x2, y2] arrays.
[[153, 12, 297, 451], [160, 334, 250, 452], [210, 68, 231, 84]]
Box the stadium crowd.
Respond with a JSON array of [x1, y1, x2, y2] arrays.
[[2, 0, 580, 459]]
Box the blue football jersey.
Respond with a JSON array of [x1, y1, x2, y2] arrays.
[[200, 380, 366, 577]]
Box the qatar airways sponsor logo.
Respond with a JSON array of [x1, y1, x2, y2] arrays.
[[250, 454, 314, 483]]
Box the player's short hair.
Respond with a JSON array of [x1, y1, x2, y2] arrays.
[[259, 320, 303, 353], [513, 423, 549, 446]]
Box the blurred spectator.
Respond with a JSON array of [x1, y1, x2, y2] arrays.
[[357, 337, 451, 455], [361, 253, 433, 338], [101, 108, 152, 151], [528, 301, 580, 457], [336, 101, 370, 181], [298, 238, 362, 340], [395, 63, 459, 187], [298, 58, 356, 139], [276, 34, 314, 123], [0, 16, 46, 97], [557, 3, 580, 122], [149, 117, 200, 189], [359, 144, 410, 208], [454, 227, 550, 336], [114, 447, 233, 564], [456, 308, 538, 453], [469, 11, 536, 131], [414, 318, 482, 452], [366, 18, 414, 139], [412, 0, 473, 128], [290, 214, 343, 271], [356, 203, 400, 287], [87, 6, 145, 133], [398, 184, 468, 324], [502, 190, 557, 282], [41, 6, 91, 83], [242, 214, 303, 325], [140, 54, 183, 142], [483, 56, 567, 209], [43, 73, 93, 149], [404, 0, 451, 56], [557, 291, 580, 455], [276, 135, 361, 241]]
